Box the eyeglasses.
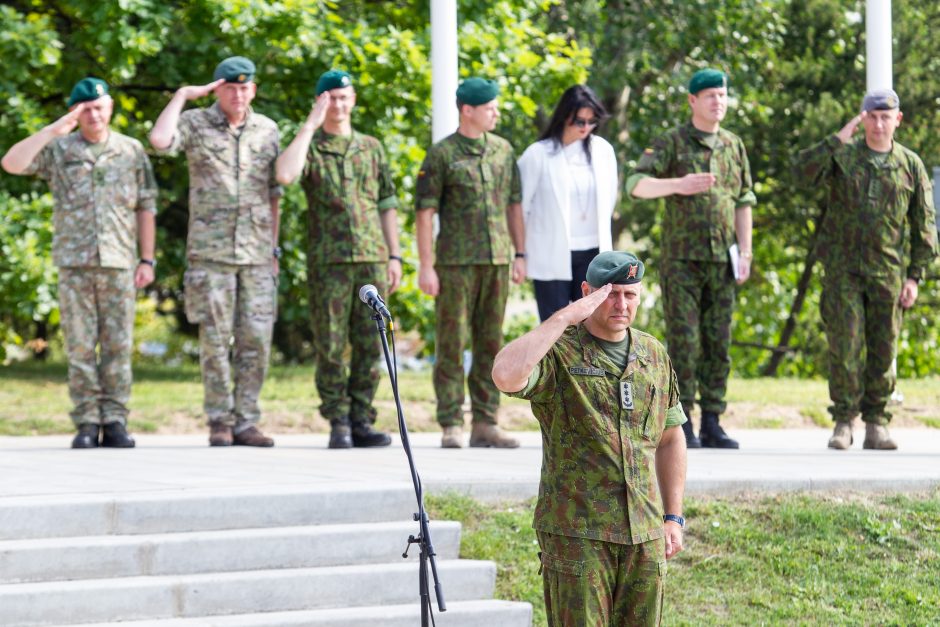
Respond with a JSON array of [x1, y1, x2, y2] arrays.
[[572, 117, 599, 128]]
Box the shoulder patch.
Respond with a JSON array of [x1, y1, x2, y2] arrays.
[[643, 147, 654, 154]]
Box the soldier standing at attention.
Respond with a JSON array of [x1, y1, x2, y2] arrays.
[[415, 77, 527, 449], [149, 57, 280, 447], [275, 70, 401, 449], [797, 89, 937, 450], [492, 251, 687, 626], [626, 68, 755, 450], [1, 78, 157, 449]]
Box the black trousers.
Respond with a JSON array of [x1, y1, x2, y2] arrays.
[[533, 248, 599, 322]]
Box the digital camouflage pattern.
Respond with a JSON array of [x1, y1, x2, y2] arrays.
[[660, 258, 735, 415], [414, 132, 522, 265], [307, 262, 385, 424], [24, 131, 157, 268], [537, 531, 665, 627], [183, 260, 276, 431], [59, 267, 136, 426], [157, 102, 281, 265], [626, 122, 756, 262], [798, 135, 938, 423], [508, 324, 686, 545], [301, 130, 398, 264], [434, 265, 509, 426]]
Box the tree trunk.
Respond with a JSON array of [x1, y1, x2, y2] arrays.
[[761, 239, 818, 377]]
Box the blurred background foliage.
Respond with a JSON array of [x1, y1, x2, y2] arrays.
[[1, 0, 937, 376]]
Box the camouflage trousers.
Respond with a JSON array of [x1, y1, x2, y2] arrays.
[[660, 258, 735, 415], [308, 262, 385, 424], [537, 531, 666, 627], [434, 264, 509, 427], [58, 267, 136, 427], [184, 260, 276, 433], [820, 269, 902, 425]]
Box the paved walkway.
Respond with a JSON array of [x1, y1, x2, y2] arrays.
[[2, 428, 938, 502]]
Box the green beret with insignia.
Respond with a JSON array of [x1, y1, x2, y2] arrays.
[[456, 77, 499, 106], [586, 251, 646, 287], [67, 77, 109, 107], [688, 69, 728, 95], [862, 88, 900, 112], [213, 56, 256, 83], [316, 70, 353, 96]]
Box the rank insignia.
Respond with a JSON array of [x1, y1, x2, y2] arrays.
[[620, 381, 634, 410]]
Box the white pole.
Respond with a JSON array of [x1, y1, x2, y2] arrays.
[[866, 0, 892, 90], [431, 0, 459, 142]]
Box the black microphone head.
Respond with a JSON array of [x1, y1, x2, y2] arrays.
[[359, 284, 378, 304]]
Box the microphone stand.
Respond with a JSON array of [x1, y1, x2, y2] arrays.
[[370, 311, 446, 626]]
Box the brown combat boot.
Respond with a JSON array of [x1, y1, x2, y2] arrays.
[[441, 425, 464, 448], [233, 425, 274, 447], [208, 422, 233, 447], [469, 423, 519, 449], [827, 421, 853, 450], [863, 423, 897, 450]]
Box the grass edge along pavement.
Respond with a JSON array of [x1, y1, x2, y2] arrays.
[[426, 490, 940, 626]]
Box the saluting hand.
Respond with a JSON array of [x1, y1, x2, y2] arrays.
[[836, 111, 867, 144], [46, 104, 86, 137], [675, 172, 716, 195], [304, 92, 331, 130], [176, 79, 226, 101], [555, 283, 613, 327]]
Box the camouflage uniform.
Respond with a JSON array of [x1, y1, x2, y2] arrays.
[[508, 324, 685, 626], [23, 131, 157, 427], [157, 102, 281, 431], [415, 132, 521, 426], [626, 123, 756, 415], [797, 135, 938, 424], [301, 130, 398, 424]]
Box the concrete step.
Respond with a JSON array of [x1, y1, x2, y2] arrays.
[[73, 600, 533, 627], [0, 520, 462, 584], [0, 559, 496, 627], [0, 484, 417, 540]]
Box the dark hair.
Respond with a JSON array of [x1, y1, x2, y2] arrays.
[[539, 84, 608, 162]]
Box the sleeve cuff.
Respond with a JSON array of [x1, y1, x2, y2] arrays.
[[377, 196, 399, 211], [415, 199, 439, 211], [664, 403, 687, 428], [625, 173, 650, 196], [735, 192, 757, 209]]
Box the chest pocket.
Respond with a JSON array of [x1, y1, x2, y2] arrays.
[[675, 151, 706, 177], [628, 371, 667, 443], [561, 370, 616, 435], [60, 161, 93, 204], [447, 159, 481, 189]]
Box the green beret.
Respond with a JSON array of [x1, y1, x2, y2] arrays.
[[456, 77, 499, 106], [862, 88, 900, 111], [688, 69, 728, 95], [213, 56, 255, 83], [67, 78, 109, 107], [316, 70, 353, 96], [585, 251, 645, 287]]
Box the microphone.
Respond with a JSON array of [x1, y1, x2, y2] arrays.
[[359, 284, 392, 319]]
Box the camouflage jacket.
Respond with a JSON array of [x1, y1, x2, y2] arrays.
[[301, 130, 398, 264], [509, 324, 686, 545], [157, 102, 282, 265], [414, 132, 522, 265], [797, 135, 938, 280], [626, 122, 756, 262], [25, 130, 157, 269]]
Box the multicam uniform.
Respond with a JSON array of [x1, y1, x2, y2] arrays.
[[509, 324, 685, 626], [415, 132, 521, 427], [301, 130, 398, 425], [24, 131, 157, 426], [156, 102, 281, 432], [797, 135, 938, 424], [626, 123, 755, 416]]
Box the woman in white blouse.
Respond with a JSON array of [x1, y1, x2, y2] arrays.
[[518, 85, 618, 321]]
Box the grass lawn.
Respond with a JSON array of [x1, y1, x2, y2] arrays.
[[427, 490, 940, 625], [1, 360, 939, 435]]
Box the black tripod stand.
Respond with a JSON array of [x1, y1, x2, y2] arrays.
[[371, 312, 446, 626]]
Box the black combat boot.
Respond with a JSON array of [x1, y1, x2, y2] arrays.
[[71, 424, 100, 449], [699, 411, 739, 449], [682, 415, 701, 449], [328, 417, 353, 449], [351, 420, 392, 448], [101, 422, 136, 448]]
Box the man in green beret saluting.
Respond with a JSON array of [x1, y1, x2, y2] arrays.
[[627, 68, 755, 449], [276, 70, 401, 449], [149, 56, 281, 447], [493, 250, 687, 626], [415, 77, 527, 448], [796, 89, 937, 450], [2, 77, 158, 449]]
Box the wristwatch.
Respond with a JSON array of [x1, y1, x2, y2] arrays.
[[138, 258, 156, 268], [514, 252, 526, 259], [663, 514, 685, 528]]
